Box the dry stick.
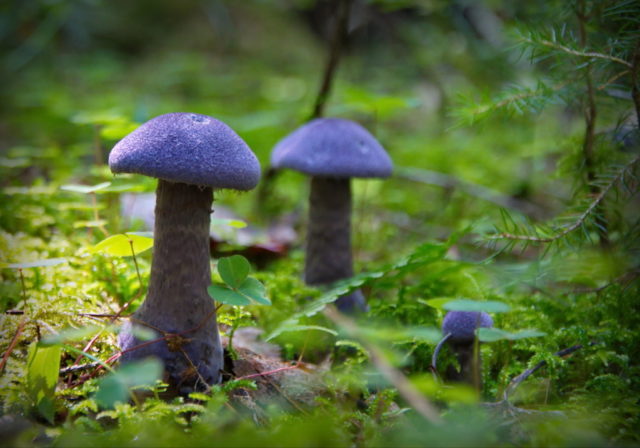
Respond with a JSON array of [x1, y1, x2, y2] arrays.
[[324, 306, 443, 424], [490, 155, 640, 243], [631, 38, 640, 126], [0, 318, 27, 373], [309, 0, 352, 120], [576, 1, 608, 247]]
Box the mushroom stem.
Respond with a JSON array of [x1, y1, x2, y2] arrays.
[[119, 179, 222, 392], [445, 341, 481, 388], [305, 177, 366, 312]]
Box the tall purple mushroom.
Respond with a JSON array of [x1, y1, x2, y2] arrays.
[[109, 112, 260, 392], [271, 118, 392, 313]]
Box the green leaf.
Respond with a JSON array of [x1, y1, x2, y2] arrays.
[[6, 258, 68, 269], [26, 342, 62, 423], [41, 325, 106, 346], [95, 359, 162, 409], [217, 255, 250, 288], [92, 233, 153, 257], [477, 327, 546, 342], [272, 324, 338, 337], [60, 182, 111, 194], [443, 299, 510, 313], [238, 277, 270, 305], [420, 297, 456, 309], [207, 284, 250, 306], [210, 218, 247, 229]]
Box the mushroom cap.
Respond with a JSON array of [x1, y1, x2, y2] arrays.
[[109, 113, 261, 190], [442, 311, 493, 343], [271, 118, 393, 178]]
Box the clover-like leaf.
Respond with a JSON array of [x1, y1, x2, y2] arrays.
[[217, 255, 250, 289], [238, 277, 270, 305], [207, 284, 250, 306]]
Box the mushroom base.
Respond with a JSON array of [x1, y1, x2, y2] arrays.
[[118, 180, 222, 393]]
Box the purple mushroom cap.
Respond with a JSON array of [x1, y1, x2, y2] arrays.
[[442, 311, 493, 342], [271, 118, 393, 178], [109, 112, 260, 190]]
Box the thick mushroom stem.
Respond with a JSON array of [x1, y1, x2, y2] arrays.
[[119, 179, 222, 392], [445, 341, 479, 387], [305, 176, 366, 313]]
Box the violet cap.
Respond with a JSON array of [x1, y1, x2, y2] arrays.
[[442, 311, 493, 342], [271, 118, 393, 178], [109, 113, 260, 190]]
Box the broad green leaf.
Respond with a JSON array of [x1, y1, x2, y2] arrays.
[[420, 297, 455, 309], [6, 258, 67, 269], [207, 284, 250, 306], [60, 182, 111, 194], [273, 325, 338, 337], [443, 299, 510, 313], [217, 255, 250, 288], [478, 327, 546, 342], [26, 342, 62, 423], [211, 218, 247, 229], [95, 359, 162, 408], [41, 325, 105, 346], [238, 277, 270, 305], [92, 233, 153, 257]]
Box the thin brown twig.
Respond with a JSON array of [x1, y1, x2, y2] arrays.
[[235, 364, 300, 381], [503, 342, 595, 401], [309, 0, 351, 119], [0, 318, 27, 373]]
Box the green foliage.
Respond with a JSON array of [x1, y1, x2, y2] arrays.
[[92, 233, 154, 257], [26, 342, 61, 423], [208, 255, 270, 306], [0, 1, 639, 446]]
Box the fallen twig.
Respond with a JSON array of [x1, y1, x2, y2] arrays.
[[0, 318, 27, 373]]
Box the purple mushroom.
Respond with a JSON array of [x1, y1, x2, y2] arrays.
[[271, 118, 393, 313], [109, 112, 260, 392], [435, 311, 493, 386]]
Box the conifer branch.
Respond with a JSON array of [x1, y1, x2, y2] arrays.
[[522, 37, 632, 68], [489, 155, 640, 243]]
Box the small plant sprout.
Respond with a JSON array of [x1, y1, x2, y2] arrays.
[[108, 112, 260, 393]]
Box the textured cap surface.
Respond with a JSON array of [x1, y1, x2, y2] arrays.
[[109, 113, 261, 190], [442, 311, 493, 342], [271, 118, 393, 178]]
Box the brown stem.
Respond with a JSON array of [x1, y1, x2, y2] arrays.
[[119, 180, 223, 392], [309, 0, 351, 119], [631, 38, 640, 126], [306, 177, 366, 312], [577, 1, 609, 247]]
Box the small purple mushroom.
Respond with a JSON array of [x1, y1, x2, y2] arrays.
[[271, 118, 393, 313], [436, 311, 493, 386], [109, 112, 260, 392]]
